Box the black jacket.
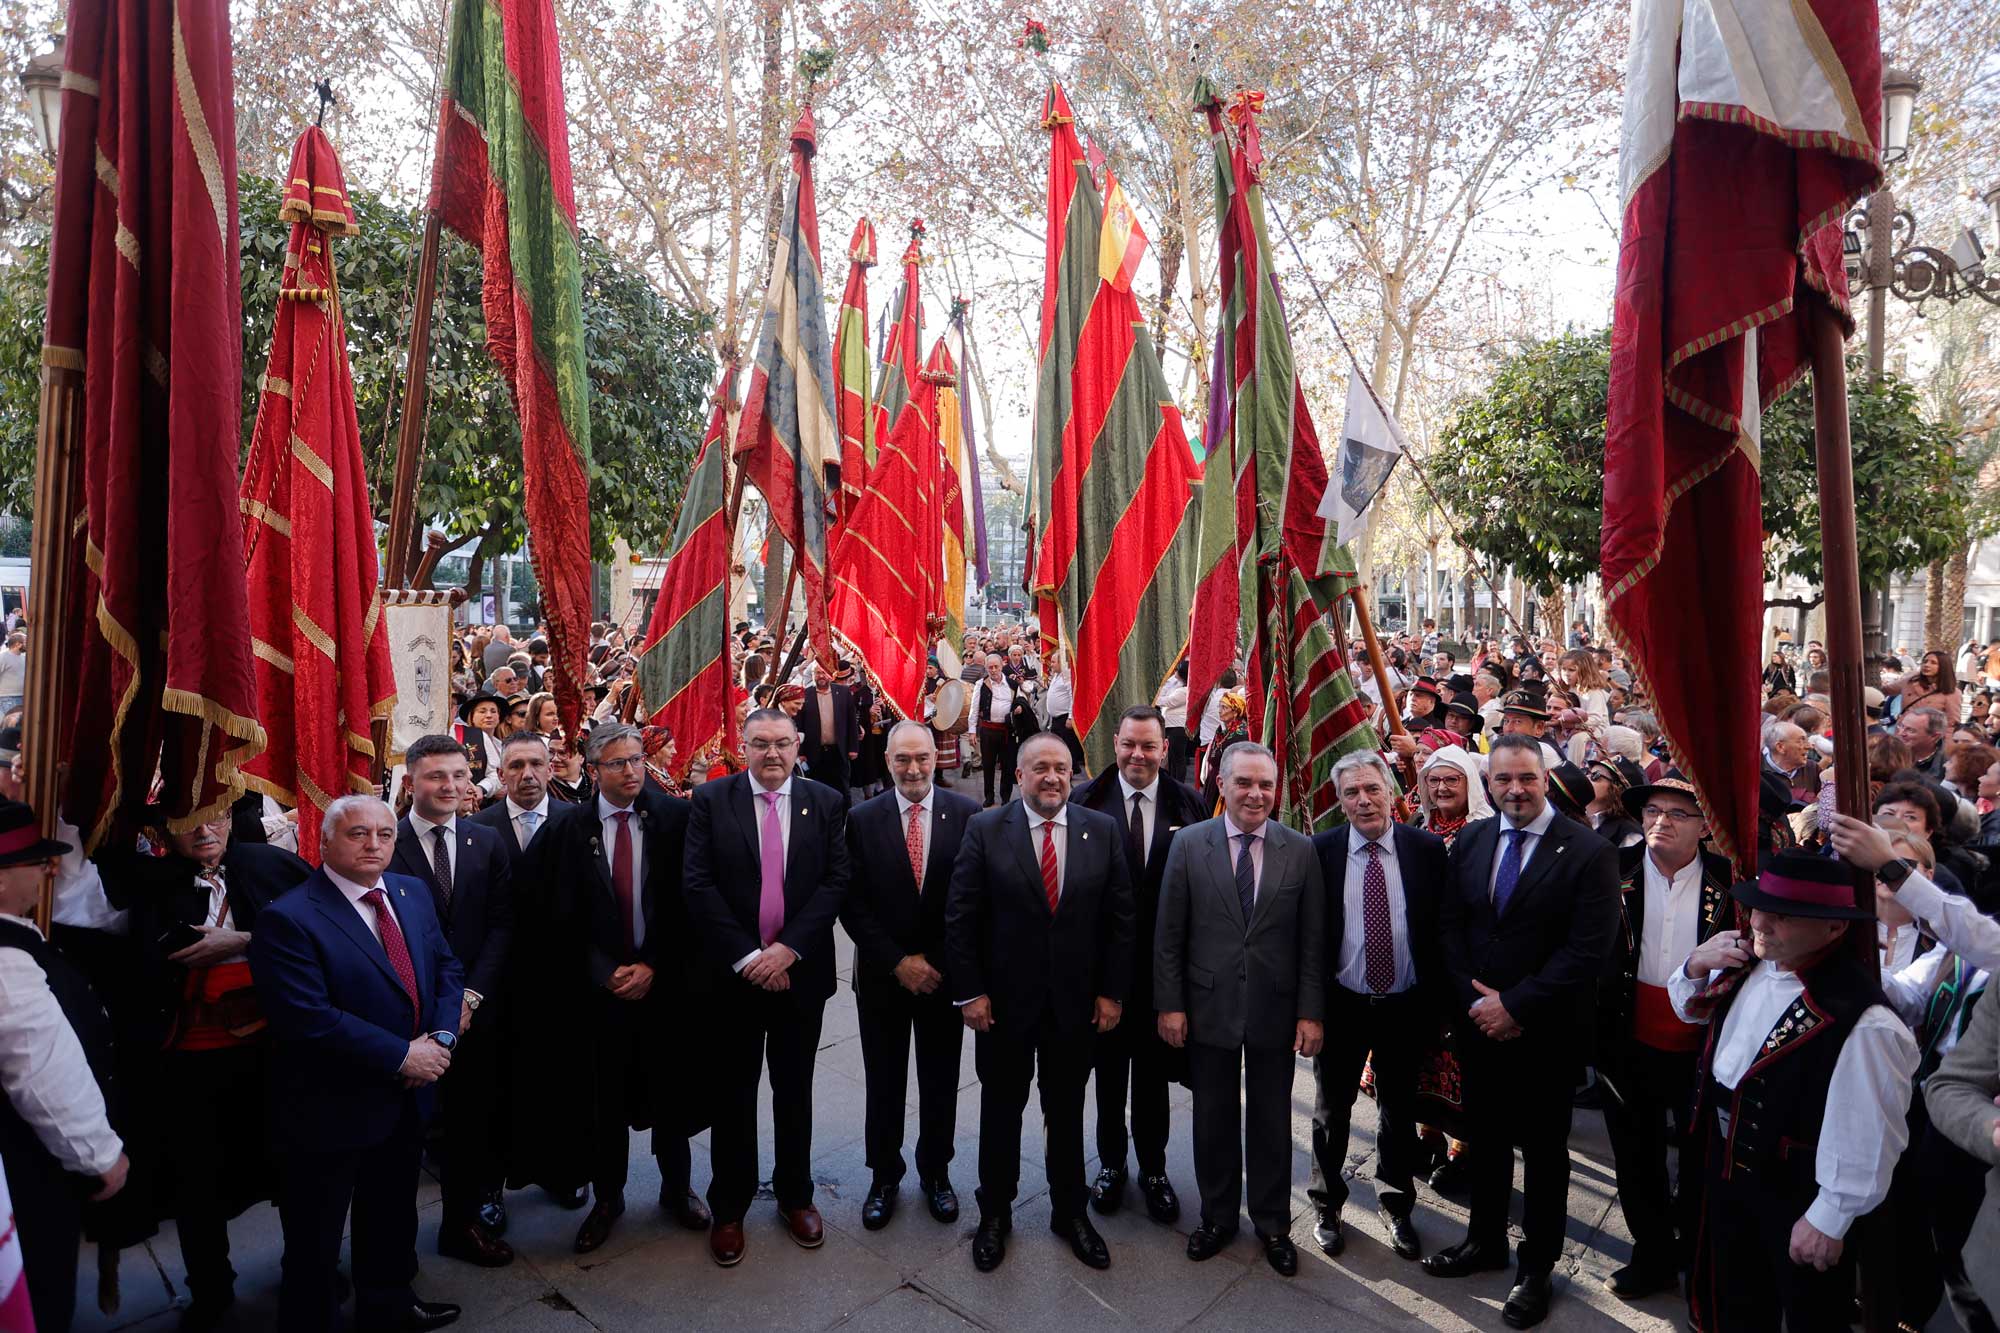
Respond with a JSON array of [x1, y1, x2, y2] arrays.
[[390, 815, 515, 1004], [529, 788, 695, 988], [684, 772, 851, 1005], [1600, 844, 1735, 1060], [1311, 821, 1450, 1009], [944, 801, 1136, 1034], [466, 796, 556, 869], [797, 684, 861, 764], [839, 785, 980, 987], [1071, 769, 1207, 1017]]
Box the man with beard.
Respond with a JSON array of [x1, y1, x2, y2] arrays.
[[1072, 706, 1206, 1225], [946, 733, 1135, 1272], [840, 722, 979, 1228], [1423, 734, 1619, 1328]]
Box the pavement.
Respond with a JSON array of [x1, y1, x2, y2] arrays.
[[72, 931, 1691, 1333]]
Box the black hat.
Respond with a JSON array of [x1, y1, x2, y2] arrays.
[[456, 691, 504, 724], [1546, 763, 1594, 820], [0, 799, 70, 867], [1445, 673, 1476, 694], [1410, 676, 1443, 703], [1730, 850, 1873, 921], [0, 724, 18, 762], [1443, 691, 1484, 734], [585, 681, 613, 700], [1622, 773, 1703, 821], [1500, 689, 1550, 720]]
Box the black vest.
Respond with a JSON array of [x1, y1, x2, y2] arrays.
[[1696, 948, 1881, 1202], [0, 916, 117, 1184], [1916, 953, 1987, 1085]]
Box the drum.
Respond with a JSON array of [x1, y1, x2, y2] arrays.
[[935, 639, 965, 682], [932, 679, 970, 734]]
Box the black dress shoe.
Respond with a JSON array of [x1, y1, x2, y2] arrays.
[[661, 1187, 711, 1231], [548, 1184, 590, 1210], [1421, 1237, 1510, 1278], [437, 1220, 515, 1267], [862, 1182, 898, 1230], [1312, 1210, 1343, 1256], [1053, 1214, 1111, 1270], [1260, 1232, 1299, 1277], [1381, 1207, 1421, 1260], [1186, 1223, 1235, 1261], [477, 1190, 507, 1236], [354, 1298, 461, 1332], [1139, 1174, 1180, 1224], [1428, 1155, 1471, 1197], [924, 1178, 959, 1223], [1502, 1271, 1554, 1328], [572, 1198, 625, 1254], [1606, 1261, 1677, 1298], [972, 1215, 1010, 1272], [1089, 1166, 1127, 1214], [179, 1291, 234, 1333]]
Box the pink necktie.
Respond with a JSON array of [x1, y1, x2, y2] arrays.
[[758, 791, 786, 946]]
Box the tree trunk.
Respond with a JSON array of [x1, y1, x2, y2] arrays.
[[459, 520, 504, 608], [1942, 543, 1973, 649], [755, 0, 787, 271], [1923, 557, 1946, 651]]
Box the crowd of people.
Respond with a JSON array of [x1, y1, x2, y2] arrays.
[[2, 611, 1998, 1333]]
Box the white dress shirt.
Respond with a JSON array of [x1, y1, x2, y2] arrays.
[[1489, 800, 1557, 900], [597, 793, 646, 952], [1892, 871, 2000, 973], [734, 778, 796, 971], [1881, 947, 1989, 1064], [193, 866, 249, 965], [1669, 959, 1917, 1238], [1220, 813, 1266, 900], [894, 786, 934, 877], [1116, 774, 1160, 866], [505, 795, 553, 851], [1198, 688, 1224, 745], [49, 816, 125, 933], [984, 677, 1014, 723], [408, 811, 459, 883], [1044, 672, 1073, 718], [1026, 804, 1069, 897], [0, 912, 124, 1175], [1338, 826, 1413, 993], [1638, 850, 1703, 988], [1155, 678, 1189, 728], [327, 867, 398, 945]]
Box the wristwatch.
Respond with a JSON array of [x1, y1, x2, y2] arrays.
[[463, 991, 482, 1012], [1877, 857, 1914, 889], [429, 1029, 458, 1052]]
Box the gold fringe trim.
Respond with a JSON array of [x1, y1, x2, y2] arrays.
[[251, 635, 295, 674], [171, 5, 230, 261], [60, 70, 98, 97], [42, 345, 83, 371], [290, 431, 334, 491], [240, 497, 291, 538], [291, 606, 337, 662], [260, 373, 292, 399]]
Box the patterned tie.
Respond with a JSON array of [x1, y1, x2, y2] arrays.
[[518, 808, 540, 849], [1362, 840, 1395, 994], [361, 888, 422, 1035], [1039, 820, 1061, 915], [759, 791, 786, 946], [1126, 792, 1147, 876], [1235, 833, 1256, 928], [1493, 826, 1524, 916], [905, 801, 926, 890], [429, 824, 454, 908], [611, 810, 636, 955]]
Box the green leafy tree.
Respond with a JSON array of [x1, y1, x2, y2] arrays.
[[1430, 328, 1970, 610], [0, 174, 714, 599]]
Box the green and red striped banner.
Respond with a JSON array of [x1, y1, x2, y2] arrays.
[[834, 217, 876, 523]]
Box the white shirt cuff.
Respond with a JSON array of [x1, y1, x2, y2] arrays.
[[732, 950, 760, 973], [953, 994, 985, 1008], [1804, 1192, 1855, 1240]]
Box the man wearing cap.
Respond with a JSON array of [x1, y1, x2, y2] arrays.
[[0, 801, 130, 1333], [1597, 776, 1733, 1299], [1669, 850, 1918, 1332], [1440, 691, 1486, 753], [1497, 690, 1565, 771], [1402, 678, 1445, 733]]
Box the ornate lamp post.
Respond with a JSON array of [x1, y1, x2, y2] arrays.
[[18, 38, 62, 157]]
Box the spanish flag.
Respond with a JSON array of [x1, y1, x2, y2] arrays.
[[1098, 169, 1148, 293]]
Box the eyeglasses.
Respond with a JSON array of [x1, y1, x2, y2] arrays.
[[593, 756, 644, 772], [1641, 804, 1700, 825], [745, 737, 797, 753]]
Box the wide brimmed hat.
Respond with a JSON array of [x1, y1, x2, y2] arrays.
[[1623, 774, 1702, 821], [1731, 850, 1874, 920], [0, 799, 71, 867], [1500, 688, 1550, 720], [456, 691, 504, 723], [1410, 677, 1443, 703], [1443, 691, 1484, 734]]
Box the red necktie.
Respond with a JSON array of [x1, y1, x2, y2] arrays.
[[1039, 821, 1060, 915], [611, 809, 636, 956], [362, 888, 422, 1035], [1362, 841, 1395, 994], [906, 802, 926, 890]]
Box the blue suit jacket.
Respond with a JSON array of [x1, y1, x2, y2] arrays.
[[251, 867, 465, 1151]]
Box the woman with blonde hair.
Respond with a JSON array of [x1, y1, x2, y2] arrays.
[[525, 690, 560, 737]]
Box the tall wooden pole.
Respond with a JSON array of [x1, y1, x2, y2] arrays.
[[384, 210, 444, 588], [1347, 584, 1419, 789], [23, 356, 85, 928]]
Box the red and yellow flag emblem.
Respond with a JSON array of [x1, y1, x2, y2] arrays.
[[1098, 170, 1148, 293]]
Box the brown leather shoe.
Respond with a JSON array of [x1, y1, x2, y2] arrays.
[[572, 1198, 625, 1254], [437, 1219, 515, 1268], [710, 1221, 747, 1267], [782, 1204, 825, 1248]]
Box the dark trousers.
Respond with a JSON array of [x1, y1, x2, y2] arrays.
[[979, 724, 1016, 805], [1460, 1032, 1574, 1274], [1308, 987, 1426, 1219], [162, 1044, 266, 1299], [1188, 1041, 1295, 1238], [1165, 726, 1191, 783], [276, 1102, 424, 1333], [855, 974, 963, 1187], [1601, 1040, 1698, 1273], [439, 1006, 503, 1225], [708, 986, 824, 1222], [973, 1010, 1090, 1221], [588, 990, 689, 1201], [1694, 1131, 1849, 1332], [11, 1153, 81, 1333], [1049, 715, 1086, 772], [1093, 1014, 1172, 1178], [805, 747, 851, 797]]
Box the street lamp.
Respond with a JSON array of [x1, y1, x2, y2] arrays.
[[19, 38, 63, 157], [1880, 68, 1920, 164]]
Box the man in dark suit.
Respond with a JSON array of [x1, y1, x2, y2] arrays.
[[1072, 704, 1205, 1223], [467, 731, 557, 866], [389, 734, 516, 1268], [250, 796, 464, 1333], [1155, 742, 1325, 1276], [1307, 751, 1450, 1263], [1422, 733, 1620, 1329], [840, 720, 979, 1229], [945, 731, 1136, 1273], [685, 708, 852, 1265], [797, 661, 862, 795]]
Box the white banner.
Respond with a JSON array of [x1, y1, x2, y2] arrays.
[[385, 598, 456, 759]]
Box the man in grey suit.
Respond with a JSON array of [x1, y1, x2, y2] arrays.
[[1925, 973, 2000, 1323], [1155, 742, 1326, 1276]]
